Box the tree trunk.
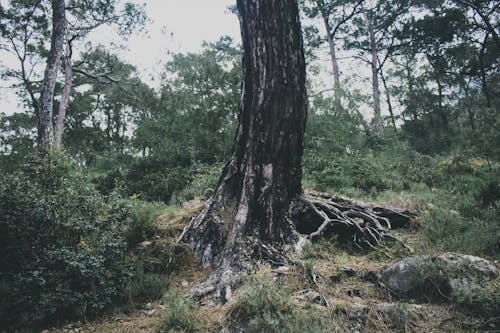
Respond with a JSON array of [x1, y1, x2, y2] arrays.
[[362, 9, 382, 133], [379, 67, 397, 132], [38, 0, 66, 148], [179, 0, 416, 303], [179, 0, 307, 302], [54, 30, 73, 148], [321, 11, 341, 92]]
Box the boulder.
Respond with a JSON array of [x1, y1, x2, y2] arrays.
[[381, 252, 498, 295]]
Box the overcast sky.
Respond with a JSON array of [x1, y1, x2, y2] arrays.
[[0, 0, 241, 115]]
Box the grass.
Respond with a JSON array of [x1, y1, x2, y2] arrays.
[[159, 290, 200, 333], [227, 276, 330, 333]]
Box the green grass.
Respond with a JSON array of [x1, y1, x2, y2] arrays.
[[159, 290, 200, 333], [227, 276, 329, 333]]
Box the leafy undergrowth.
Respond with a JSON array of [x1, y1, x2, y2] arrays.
[[40, 190, 498, 333]]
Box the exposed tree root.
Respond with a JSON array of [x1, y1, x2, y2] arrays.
[[294, 191, 417, 251], [179, 190, 417, 303]]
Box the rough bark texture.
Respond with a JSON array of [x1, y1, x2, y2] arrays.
[[179, 0, 416, 303], [54, 30, 73, 148], [179, 0, 307, 302], [38, 0, 66, 148]]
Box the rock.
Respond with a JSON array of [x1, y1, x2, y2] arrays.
[[302, 290, 323, 304], [381, 252, 498, 295], [438, 252, 498, 279], [181, 279, 189, 288], [381, 256, 423, 294], [341, 266, 358, 277], [348, 303, 369, 322], [41, 330, 50, 333], [136, 240, 152, 252], [145, 309, 156, 316], [144, 302, 153, 310]]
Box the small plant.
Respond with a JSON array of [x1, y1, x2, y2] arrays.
[[160, 290, 199, 333], [227, 276, 328, 333]]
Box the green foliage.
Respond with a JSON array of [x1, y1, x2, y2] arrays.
[[123, 265, 169, 305], [123, 200, 165, 249], [227, 277, 328, 333], [159, 290, 199, 333], [449, 280, 500, 317], [414, 257, 500, 317], [0, 151, 132, 330]]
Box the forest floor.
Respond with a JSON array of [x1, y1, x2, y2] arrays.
[[44, 194, 498, 333]]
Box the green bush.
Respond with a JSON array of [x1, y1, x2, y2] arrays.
[[0, 151, 132, 330], [123, 264, 169, 305], [420, 203, 499, 259], [124, 200, 166, 250]]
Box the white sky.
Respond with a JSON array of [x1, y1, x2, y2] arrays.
[[0, 0, 241, 115], [1, 0, 379, 119]]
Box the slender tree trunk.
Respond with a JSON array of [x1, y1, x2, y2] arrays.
[[362, 9, 382, 133], [321, 11, 341, 91], [38, 0, 66, 148], [54, 30, 73, 148], [379, 68, 397, 132]]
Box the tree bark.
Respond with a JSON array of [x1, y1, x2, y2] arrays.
[[54, 30, 73, 148], [180, 0, 307, 302], [38, 0, 66, 148], [179, 0, 416, 302]]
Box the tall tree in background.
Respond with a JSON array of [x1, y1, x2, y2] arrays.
[[301, 0, 363, 98], [53, 0, 146, 147], [0, 0, 146, 148], [180, 0, 413, 302], [37, 0, 65, 147]]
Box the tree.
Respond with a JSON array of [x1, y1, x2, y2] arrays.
[[53, 0, 146, 147], [37, 0, 65, 148], [179, 0, 414, 302], [301, 0, 363, 97], [0, 0, 146, 148]]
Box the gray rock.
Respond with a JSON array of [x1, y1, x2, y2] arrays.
[[381, 252, 498, 295], [303, 290, 322, 303], [381, 256, 423, 294], [341, 266, 358, 277], [438, 252, 498, 279]]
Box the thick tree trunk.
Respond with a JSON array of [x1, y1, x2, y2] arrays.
[[38, 0, 66, 148], [54, 30, 73, 148], [180, 0, 307, 302], [362, 9, 383, 133], [179, 0, 416, 303]]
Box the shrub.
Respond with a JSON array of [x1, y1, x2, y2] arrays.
[[0, 151, 132, 330], [123, 264, 169, 305], [124, 200, 166, 250]]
